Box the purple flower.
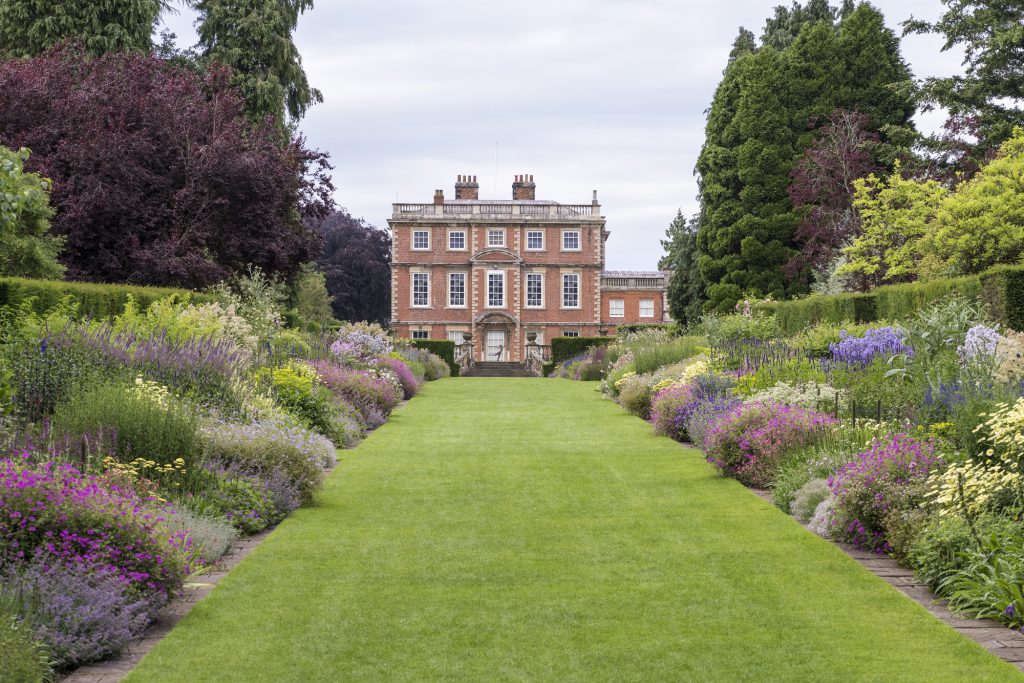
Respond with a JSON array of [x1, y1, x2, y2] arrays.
[[830, 326, 912, 367], [958, 325, 1000, 364]]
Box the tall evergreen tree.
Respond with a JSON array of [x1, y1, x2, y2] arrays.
[[189, 0, 322, 124], [904, 0, 1024, 172], [695, 1, 915, 311], [659, 211, 706, 327], [0, 0, 164, 58]]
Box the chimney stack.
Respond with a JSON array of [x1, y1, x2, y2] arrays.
[[512, 173, 536, 201], [455, 174, 479, 200], [433, 189, 444, 205]]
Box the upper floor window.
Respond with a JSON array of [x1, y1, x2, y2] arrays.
[[412, 272, 429, 307], [448, 230, 466, 250], [562, 230, 580, 251], [411, 330, 429, 339], [413, 230, 430, 250], [640, 299, 655, 318], [526, 230, 544, 250], [609, 299, 624, 317], [487, 270, 505, 307], [448, 272, 466, 308], [526, 273, 544, 308], [562, 273, 580, 308], [487, 229, 505, 247]]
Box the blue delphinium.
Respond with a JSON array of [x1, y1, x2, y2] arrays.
[[830, 327, 913, 367]]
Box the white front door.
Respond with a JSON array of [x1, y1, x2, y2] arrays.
[[485, 330, 507, 361]]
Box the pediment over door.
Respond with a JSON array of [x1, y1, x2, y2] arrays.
[[474, 311, 517, 325], [470, 248, 522, 264]]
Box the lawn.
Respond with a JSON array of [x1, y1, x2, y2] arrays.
[[125, 378, 1022, 682]]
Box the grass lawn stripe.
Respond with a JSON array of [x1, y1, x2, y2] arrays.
[[125, 377, 1022, 682]]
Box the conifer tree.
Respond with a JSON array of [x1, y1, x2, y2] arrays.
[[0, 0, 164, 58], [695, 1, 915, 311], [659, 211, 706, 327], [189, 0, 322, 125], [904, 0, 1024, 158]]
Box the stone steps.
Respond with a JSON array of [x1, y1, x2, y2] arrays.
[[465, 362, 534, 377]]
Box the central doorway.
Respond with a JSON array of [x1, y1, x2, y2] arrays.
[[485, 329, 507, 361]]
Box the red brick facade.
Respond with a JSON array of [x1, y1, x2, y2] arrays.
[[389, 175, 668, 362]]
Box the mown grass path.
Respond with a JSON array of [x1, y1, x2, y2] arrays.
[[126, 378, 1021, 682]]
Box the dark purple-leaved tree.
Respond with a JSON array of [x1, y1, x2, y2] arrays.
[[317, 210, 391, 325], [786, 109, 882, 282], [0, 47, 333, 287]]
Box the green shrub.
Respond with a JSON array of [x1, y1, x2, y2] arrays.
[[0, 601, 50, 683], [550, 336, 612, 364], [702, 313, 778, 345], [618, 377, 652, 418], [411, 339, 458, 376], [632, 337, 704, 375], [261, 363, 356, 446], [52, 381, 202, 486], [200, 419, 329, 504], [188, 470, 281, 534]]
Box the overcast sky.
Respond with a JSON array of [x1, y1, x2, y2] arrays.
[[160, 0, 963, 271]]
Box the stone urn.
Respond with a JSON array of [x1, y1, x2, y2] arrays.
[[462, 332, 473, 343], [526, 332, 538, 344]]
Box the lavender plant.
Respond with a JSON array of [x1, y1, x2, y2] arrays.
[[2, 558, 152, 669]]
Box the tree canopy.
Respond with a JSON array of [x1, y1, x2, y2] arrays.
[[0, 0, 164, 58], [695, 1, 914, 312], [0, 145, 64, 279], [659, 211, 706, 327], [905, 0, 1024, 158], [0, 47, 333, 287], [317, 211, 391, 325], [189, 0, 322, 124]]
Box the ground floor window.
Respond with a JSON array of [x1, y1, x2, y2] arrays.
[[562, 330, 580, 338], [609, 298, 624, 317], [411, 330, 429, 339], [447, 330, 466, 344], [640, 299, 655, 317]]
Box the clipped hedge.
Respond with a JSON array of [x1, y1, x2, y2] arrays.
[[0, 277, 215, 319], [411, 339, 458, 376], [760, 265, 1024, 334], [550, 336, 613, 364]]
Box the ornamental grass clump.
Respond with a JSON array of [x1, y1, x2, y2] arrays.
[[829, 326, 912, 367], [0, 598, 50, 682], [704, 403, 835, 488], [0, 458, 190, 603], [827, 434, 943, 552]]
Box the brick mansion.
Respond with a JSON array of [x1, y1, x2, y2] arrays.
[[389, 175, 669, 363]]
